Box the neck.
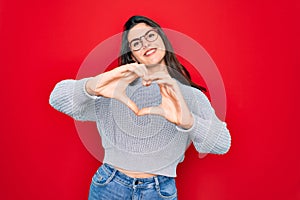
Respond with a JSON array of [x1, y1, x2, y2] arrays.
[[145, 63, 167, 75]]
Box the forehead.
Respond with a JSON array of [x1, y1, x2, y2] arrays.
[[127, 23, 153, 41]]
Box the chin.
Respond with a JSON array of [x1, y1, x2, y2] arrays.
[[147, 57, 165, 65]]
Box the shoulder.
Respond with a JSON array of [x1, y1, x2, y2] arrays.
[[177, 81, 208, 101], [176, 81, 214, 113]]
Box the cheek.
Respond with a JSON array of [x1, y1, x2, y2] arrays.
[[132, 52, 143, 62], [156, 40, 166, 56], [157, 38, 166, 50], [157, 49, 166, 62]]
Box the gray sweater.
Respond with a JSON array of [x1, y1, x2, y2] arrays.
[[49, 77, 231, 177]]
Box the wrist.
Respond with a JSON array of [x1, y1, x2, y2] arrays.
[[85, 78, 96, 96], [179, 113, 194, 130]]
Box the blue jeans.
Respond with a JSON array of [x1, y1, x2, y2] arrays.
[[88, 163, 178, 200]]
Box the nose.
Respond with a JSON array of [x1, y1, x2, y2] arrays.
[[141, 37, 150, 48]]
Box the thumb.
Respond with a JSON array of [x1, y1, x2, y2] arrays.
[[119, 96, 139, 114]]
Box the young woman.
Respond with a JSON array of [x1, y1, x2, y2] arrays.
[[49, 15, 231, 200]]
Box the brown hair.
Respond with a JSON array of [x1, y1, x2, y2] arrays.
[[119, 15, 206, 92]]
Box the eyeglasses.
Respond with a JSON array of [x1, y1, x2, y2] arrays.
[[129, 29, 159, 51]]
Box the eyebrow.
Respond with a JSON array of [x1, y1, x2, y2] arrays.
[[128, 29, 154, 41]]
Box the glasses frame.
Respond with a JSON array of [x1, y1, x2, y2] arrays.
[[129, 29, 159, 51]]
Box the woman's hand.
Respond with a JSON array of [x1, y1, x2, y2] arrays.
[[85, 63, 148, 114], [137, 70, 194, 129]]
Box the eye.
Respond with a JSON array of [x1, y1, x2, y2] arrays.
[[133, 41, 140, 47], [148, 33, 155, 38], [130, 39, 141, 48], [146, 31, 158, 41]]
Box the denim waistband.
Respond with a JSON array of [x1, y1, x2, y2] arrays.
[[102, 163, 173, 188]]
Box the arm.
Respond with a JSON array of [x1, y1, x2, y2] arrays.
[[49, 63, 149, 121], [176, 88, 231, 154], [137, 71, 231, 154], [49, 78, 97, 121]]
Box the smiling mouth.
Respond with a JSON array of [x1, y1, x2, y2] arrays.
[[144, 48, 156, 56]]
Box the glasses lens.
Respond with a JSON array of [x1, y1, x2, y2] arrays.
[[129, 29, 159, 51], [130, 39, 142, 51], [145, 30, 158, 42]]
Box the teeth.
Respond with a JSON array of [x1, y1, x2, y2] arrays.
[[145, 49, 155, 56]]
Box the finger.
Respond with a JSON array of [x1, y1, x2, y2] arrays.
[[111, 65, 135, 78], [142, 80, 152, 86], [155, 79, 176, 86], [126, 63, 148, 78], [159, 84, 175, 97], [126, 63, 152, 86], [148, 72, 172, 83], [110, 64, 147, 78], [145, 64, 167, 72], [112, 65, 132, 76], [119, 96, 139, 114], [137, 106, 165, 117], [136, 64, 148, 77], [141, 71, 171, 87]]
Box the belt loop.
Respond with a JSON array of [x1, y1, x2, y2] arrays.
[[154, 176, 159, 189]]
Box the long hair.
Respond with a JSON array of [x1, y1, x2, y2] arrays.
[[119, 15, 206, 92]]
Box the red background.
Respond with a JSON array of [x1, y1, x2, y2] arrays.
[[0, 0, 299, 199]]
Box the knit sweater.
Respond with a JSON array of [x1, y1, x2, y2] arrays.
[[49, 77, 231, 177]]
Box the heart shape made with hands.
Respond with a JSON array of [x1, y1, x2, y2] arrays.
[[123, 79, 176, 115], [89, 63, 193, 128], [115, 76, 192, 129]]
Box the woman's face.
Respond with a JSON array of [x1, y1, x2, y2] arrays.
[[127, 23, 166, 66]]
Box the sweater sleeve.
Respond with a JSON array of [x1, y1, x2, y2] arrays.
[[49, 78, 97, 121], [176, 88, 231, 154]]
